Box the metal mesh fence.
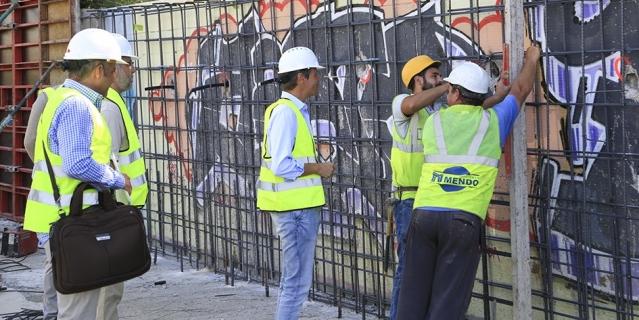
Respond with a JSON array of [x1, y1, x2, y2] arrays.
[[80, 0, 639, 318]]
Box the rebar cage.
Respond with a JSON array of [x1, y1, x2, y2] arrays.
[[81, 0, 639, 318]]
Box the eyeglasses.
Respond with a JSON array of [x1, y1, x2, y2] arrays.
[[122, 57, 135, 70]]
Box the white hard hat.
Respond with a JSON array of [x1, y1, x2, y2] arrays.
[[64, 28, 126, 64], [443, 62, 491, 94], [112, 33, 138, 60], [278, 47, 325, 74]]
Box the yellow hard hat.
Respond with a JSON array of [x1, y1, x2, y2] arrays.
[[401, 55, 441, 88]]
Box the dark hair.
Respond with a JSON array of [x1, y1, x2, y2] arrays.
[[453, 84, 486, 106], [407, 66, 440, 92], [407, 67, 427, 92], [62, 60, 101, 79], [278, 68, 312, 91]]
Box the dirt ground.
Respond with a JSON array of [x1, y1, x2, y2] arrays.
[[0, 249, 364, 319]]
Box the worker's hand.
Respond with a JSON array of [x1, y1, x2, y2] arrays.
[[494, 72, 511, 97], [436, 81, 450, 91], [123, 174, 132, 195], [435, 79, 448, 88], [525, 44, 541, 64], [316, 163, 335, 178]]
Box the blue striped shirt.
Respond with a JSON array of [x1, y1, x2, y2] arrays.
[[48, 79, 125, 190]]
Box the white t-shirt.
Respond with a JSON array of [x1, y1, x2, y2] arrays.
[[391, 94, 444, 138]]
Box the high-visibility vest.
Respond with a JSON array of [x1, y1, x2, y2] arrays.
[[413, 104, 502, 219], [256, 98, 325, 212], [106, 88, 148, 206], [390, 96, 428, 200], [23, 87, 112, 232]]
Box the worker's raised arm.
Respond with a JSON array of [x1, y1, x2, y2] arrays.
[[509, 45, 541, 107]]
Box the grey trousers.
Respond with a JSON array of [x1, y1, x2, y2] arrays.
[[43, 244, 58, 320], [96, 282, 124, 320], [44, 242, 123, 320]]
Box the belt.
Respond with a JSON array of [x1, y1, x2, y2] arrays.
[[395, 186, 418, 192]]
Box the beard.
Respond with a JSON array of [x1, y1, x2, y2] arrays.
[[113, 68, 133, 91], [422, 81, 434, 91]]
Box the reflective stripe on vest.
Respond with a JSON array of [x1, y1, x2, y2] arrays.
[[106, 88, 148, 207], [392, 140, 422, 153], [119, 149, 143, 166], [28, 189, 99, 208], [431, 111, 490, 156], [130, 173, 147, 187], [390, 100, 427, 200], [413, 105, 501, 219], [33, 160, 66, 178], [256, 98, 325, 212], [426, 111, 496, 169], [23, 87, 113, 233], [424, 155, 498, 167], [257, 177, 322, 192]]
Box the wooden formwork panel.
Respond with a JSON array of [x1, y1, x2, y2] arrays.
[[0, 0, 76, 221]]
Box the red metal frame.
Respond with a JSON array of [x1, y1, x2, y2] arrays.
[[0, 0, 73, 222]]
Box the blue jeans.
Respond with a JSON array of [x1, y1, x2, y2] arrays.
[[390, 198, 414, 320], [270, 208, 321, 320]]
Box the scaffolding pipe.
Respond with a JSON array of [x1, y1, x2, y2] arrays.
[[0, 0, 19, 26], [0, 62, 59, 132]]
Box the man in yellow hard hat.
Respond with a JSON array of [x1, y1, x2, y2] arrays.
[[23, 28, 131, 320], [388, 55, 508, 320], [388, 54, 448, 320]]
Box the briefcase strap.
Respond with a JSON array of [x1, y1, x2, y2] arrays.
[[42, 141, 65, 215]]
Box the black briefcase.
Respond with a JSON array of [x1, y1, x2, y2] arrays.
[[49, 182, 151, 294]]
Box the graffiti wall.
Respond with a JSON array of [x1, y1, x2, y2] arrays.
[[86, 0, 639, 318]]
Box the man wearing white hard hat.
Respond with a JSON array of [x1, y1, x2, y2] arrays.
[[256, 46, 335, 320], [101, 33, 148, 208], [23, 28, 131, 320], [396, 45, 541, 320], [92, 33, 148, 320]]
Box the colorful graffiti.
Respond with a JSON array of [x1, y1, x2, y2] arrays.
[[530, 0, 639, 300], [152, 0, 489, 236]]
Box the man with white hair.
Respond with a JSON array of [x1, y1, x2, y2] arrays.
[[95, 33, 148, 320]]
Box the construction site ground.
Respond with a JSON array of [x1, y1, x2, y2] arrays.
[[0, 249, 362, 319]]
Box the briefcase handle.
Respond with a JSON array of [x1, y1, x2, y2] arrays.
[[69, 182, 118, 217]]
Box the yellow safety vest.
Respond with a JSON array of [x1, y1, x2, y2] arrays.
[[390, 96, 427, 200], [256, 98, 325, 212], [106, 88, 148, 206], [413, 105, 502, 219], [24, 87, 112, 232]]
